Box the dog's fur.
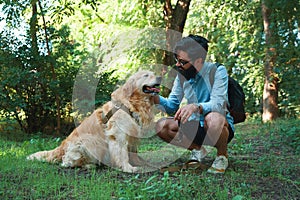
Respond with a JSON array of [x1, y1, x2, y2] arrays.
[[27, 70, 161, 172]]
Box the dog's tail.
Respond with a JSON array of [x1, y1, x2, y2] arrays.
[[27, 144, 65, 163]]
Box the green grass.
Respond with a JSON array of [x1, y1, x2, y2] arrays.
[[0, 118, 299, 199]]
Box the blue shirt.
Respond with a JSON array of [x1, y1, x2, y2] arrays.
[[158, 62, 235, 132]]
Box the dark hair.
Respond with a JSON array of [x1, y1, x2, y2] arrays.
[[174, 34, 209, 61]]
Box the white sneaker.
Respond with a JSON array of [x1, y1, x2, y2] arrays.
[[189, 147, 208, 163], [207, 155, 228, 174]]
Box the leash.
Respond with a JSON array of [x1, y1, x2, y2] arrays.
[[160, 162, 209, 173]]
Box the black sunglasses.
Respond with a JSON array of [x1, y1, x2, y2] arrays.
[[174, 56, 190, 66]]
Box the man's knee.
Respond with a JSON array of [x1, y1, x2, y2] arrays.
[[203, 112, 227, 145], [205, 112, 226, 128], [155, 118, 178, 138], [155, 118, 166, 135]]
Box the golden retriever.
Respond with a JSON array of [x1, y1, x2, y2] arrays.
[[27, 70, 161, 172]]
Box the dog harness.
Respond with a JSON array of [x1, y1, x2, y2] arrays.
[[102, 101, 140, 125]]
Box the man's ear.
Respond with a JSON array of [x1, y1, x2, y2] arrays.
[[193, 57, 204, 70]]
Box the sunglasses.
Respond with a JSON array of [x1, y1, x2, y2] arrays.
[[174, 56, 190, 66]]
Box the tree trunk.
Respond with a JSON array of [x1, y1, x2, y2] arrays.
[[162, 0, 191, 96], [38, 0, 61, 135], [30, 0, 38, 56], [26, 0, 39, 133], [261, 1, 279, 122]]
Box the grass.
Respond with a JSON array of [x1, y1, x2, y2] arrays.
[[0, 118, 299, 199]]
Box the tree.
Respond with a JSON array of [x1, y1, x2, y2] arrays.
[[1, 0, 299, 134], [0, 1, 82, 133], [185, 0, 299, 119], [261, 1, 279, 122], [163, 0, 191, 66], [0, 0, 121, 134], [38, 0, 62, 133], [260, 0, 300, 121], [161, 0, 191, 95]]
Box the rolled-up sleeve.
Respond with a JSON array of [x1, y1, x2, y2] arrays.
[[158, 76, 183, 115]]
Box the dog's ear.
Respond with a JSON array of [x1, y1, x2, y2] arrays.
[[122, 78, 135, 97], [111, 78, 135, 100]]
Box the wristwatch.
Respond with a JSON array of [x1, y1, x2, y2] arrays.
[[193, 103, 202, 114]]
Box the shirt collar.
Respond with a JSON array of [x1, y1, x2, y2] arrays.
[[191, 62, 210, 83]]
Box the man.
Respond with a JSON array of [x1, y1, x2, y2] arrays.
[[154, 34, 235, 174]]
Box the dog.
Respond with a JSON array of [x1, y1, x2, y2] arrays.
[[27, 70, 161, 172]]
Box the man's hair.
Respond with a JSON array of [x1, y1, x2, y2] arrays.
[[174, 34, 209, 62]]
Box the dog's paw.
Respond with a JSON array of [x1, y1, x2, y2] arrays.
[[26, 153, 45, 161], [26, 155, 34, 160], [83, 164, 97, 169], [61, 162, 72, 168], [122, 165, 139, 173]]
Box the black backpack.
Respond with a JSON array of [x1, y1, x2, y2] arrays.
[[210, 63, 246, 124], [177, 63, 246, 124]]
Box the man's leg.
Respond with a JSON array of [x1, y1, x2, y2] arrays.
[[156, 114, 231, 173], [204, 112, 230, 174], [156, 117, 202, 150], [203, 112, 229, 157]]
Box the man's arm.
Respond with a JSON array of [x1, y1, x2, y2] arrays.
[[154, 75, 183, 115]]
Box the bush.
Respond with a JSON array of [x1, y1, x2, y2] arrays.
[[0, 26, 117, 134]]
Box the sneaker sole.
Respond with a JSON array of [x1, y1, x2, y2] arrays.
[[207, 167, 225, 174]]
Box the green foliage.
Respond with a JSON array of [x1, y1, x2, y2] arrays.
[[185, 0, 300, 117], [56, 0, 166, 77], [263, 0, 300, 118], [0, 26, 76, 133], [186, 0, 263, 115], [0, 0, 30, 27], [0, 23, 118, 133], [72, 61, 118, 121]]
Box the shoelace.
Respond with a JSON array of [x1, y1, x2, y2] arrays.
[[213, 157, 226, 167], [191, 150, 201, 158]]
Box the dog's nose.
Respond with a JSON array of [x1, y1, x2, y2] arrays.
[[156, 76, 162, 84]]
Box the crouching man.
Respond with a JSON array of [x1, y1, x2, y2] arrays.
[[154, 35, 234, 174]]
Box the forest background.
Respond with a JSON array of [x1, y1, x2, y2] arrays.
[[0, 0, 299, 134], [1, 1, 300, 199]]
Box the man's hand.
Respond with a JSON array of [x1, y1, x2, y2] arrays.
[[152, 95, 160, 104], [174, 103, 200, 124]]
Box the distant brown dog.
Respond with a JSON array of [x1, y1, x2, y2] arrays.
[[27, 70, 161, 172]]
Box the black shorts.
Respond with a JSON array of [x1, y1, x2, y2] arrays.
[[178, 120, 234, 146]]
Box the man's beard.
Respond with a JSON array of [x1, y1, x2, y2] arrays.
[[173, 65, 198, 81]]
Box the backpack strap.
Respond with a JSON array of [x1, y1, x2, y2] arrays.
[[209, 63, 230, 109], [209, 63, 223, 86]]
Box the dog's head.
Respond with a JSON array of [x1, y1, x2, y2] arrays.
[[136, 71, 162, 96], [112, 70, 161, 100]]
